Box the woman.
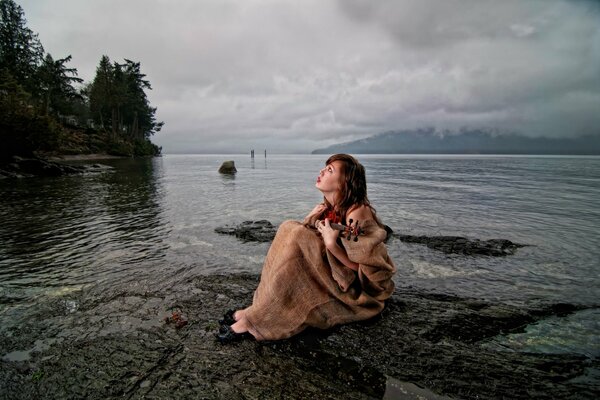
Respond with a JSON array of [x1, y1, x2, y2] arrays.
[[217, 154, 396, 343]]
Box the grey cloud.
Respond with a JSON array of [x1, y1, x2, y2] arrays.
[[19, 0, 600, 153], [338, 0, 592, 48]]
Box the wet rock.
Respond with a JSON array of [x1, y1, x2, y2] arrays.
[[4, 156, 72, 177], [383, 224, 394, 243], [215, 220, 277, 242], [394, 234, 527, 256], [139, 380, 152, 388], [0, 169, 30, 179], [215, 220, 526, 256], [79, 163, 113, 173], [0, 156, 113, 178], [0, 274, 596, 399], [218, 160, 237, 174]]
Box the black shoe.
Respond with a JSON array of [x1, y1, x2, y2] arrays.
[[215, 324, 252, 344], [218, 309, 236, 326]]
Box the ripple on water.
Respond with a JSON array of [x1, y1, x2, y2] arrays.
[[0, 154, 599, 358], [482, 308, 600, 358]]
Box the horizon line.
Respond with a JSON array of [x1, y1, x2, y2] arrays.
[[160, 152, 600, 157]]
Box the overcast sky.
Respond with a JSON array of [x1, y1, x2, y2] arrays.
[[18, 0, 600, 153]]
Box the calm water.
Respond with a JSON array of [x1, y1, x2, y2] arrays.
[[1, 154, 599, 357]]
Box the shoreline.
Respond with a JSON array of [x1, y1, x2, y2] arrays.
[[46, 153, 129, 162], [0, 153, 159, 178], [1, 273, 597, 399]]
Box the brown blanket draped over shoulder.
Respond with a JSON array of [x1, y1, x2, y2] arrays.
[[244, 219, 396, 341]]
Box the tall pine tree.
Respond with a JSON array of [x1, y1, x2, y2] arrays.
[[38, 53, 83, 116], [1, 1, 162, 159], [88, 55, 114, 132], [0, 0, 44, 94], [89, 56, 163, 140]]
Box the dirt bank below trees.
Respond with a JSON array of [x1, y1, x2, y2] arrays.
[[0, 274, 597, 399]]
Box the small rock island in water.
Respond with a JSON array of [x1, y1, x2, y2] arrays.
[[218, 160, 237, 175]]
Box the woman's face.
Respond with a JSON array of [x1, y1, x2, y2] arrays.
[[316, 160, 344, 194]]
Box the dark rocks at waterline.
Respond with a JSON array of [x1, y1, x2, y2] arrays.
[[0, 273, 597, 399], [215, 220, 527, 256], [394, 234, 527, 256], [218, 160, 237, 174], [0, 156, 113, 179], [215, 220, 277, 242]]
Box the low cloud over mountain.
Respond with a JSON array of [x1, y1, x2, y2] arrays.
[[312, 128, 600, 155]]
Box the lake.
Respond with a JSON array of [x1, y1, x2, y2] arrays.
[[1, 154, 599, 359]]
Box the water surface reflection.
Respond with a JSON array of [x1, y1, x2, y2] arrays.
[[0, 158, 169, 304]]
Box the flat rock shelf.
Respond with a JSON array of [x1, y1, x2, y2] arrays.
[[0, 156, 113, 178], [0, 274, 597, 399], [215, 220, 527, 256]]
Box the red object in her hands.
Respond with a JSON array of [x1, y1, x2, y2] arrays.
[[323, 209, 340, 224]]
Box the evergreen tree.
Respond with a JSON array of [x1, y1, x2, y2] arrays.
[[38, 53, 83, 116], [110, 61, 127, 137], [0, 1, 162, 160], [121, 59, 162, 140], [89, 55, 113, 131], [89, 56, 163, 140], [0, 68, 32, 156], [0, 68, 61, 160], [0, 0, 44, 93]]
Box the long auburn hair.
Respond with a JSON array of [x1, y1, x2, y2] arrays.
[[323, 154, 383, 226]]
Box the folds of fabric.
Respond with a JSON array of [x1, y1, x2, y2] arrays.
[[244, 220, 396, 341]]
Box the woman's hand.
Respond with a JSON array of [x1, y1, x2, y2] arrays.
[[316, 218, 339, 249], [317, 218, 359, 271], [305, 203, 327, 221]]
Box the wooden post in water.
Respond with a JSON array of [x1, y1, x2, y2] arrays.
[[264, 149, 267, 158]]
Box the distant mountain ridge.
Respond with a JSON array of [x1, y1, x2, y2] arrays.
[[312, 128, 600, 155]]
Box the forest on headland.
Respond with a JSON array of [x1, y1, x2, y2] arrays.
[[0, 0, 163, 163]]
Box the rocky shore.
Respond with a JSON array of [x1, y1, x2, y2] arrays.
[[0, 273, 597, 399], [215, 220, 527, 256], [0, 156, 113, 179]]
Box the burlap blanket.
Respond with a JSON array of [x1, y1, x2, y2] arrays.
[[244, 219, 396, 341]]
